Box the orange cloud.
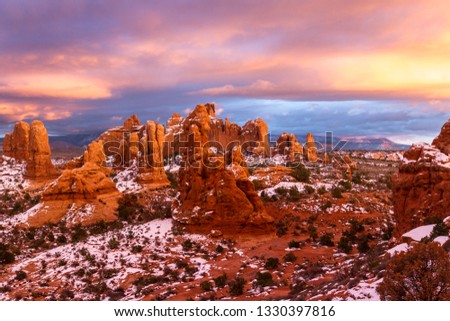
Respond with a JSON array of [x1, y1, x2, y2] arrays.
[[0, 74, 111, 99], [0, 103, 72, 122]]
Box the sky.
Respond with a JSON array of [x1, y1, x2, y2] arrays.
[[0, 0, 450, 144]]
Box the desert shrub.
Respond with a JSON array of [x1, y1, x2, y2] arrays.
[[200, 280, 213, 292], [381, 222, 394, 240], [338, 180, 352, 191], [287, 187, 302, 202], [283, 252, 297, 262], [337, 236, 353, 254], [307, 225, 318, 242], [71, 225, 88, 243], [214, 273, 228, 288], [275, 187, 288, 197], [377, 242, 450, 300], [216, 244, 224, 253], [331, 187, 343, 199], [108, 238, 120, 250], [252, 180, 262, 190], [320, 200, 332, 212], [317, 186, 327, 195], [352, 173, 363, 184], [117, 194, 142, 222], [228, 277, 246, 296], [348, 218, 365, 235], [265, 257, 279, 270], [131, 245, 143, 253], [15, 270, 27, 281], [0, 243, 15, 264], [175, 259, 188, 269], [255, 272, 274, 287], [290, 163, 310, 183], [182, 239, 193, 251], [430, 221, 449, 240], [166, 171, 178, 187], [60, 289, 75, 300], [275, 220, 288, 237], [357, 235, 370, 253], [304, 185, 315, 195], [424, 216, 443, 225], [319, 233, 335, 247], [288, 240, 302, 249]]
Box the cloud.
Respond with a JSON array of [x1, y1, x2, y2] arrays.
[[0, 102, 73, 123], [0, 0, 449, 143]]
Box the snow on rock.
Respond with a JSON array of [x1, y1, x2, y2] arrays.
[[114, 160, 142, 193], [402, 224, 435, 241], [259, 182, 306, 197], [387, 243, 410, 255], [345, 279, 382, 301], [1, 203, 43, 227], [434, 236, 449, 245]]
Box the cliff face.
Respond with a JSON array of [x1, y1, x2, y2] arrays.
[[393, 119, 450, 234], [172, 104, 273, 229]]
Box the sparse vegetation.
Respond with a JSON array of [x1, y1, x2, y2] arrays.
[[378, 242, 450, 300], [290, 163, 310, 183], [265, 257, 279, 270], [319, 233, 335, 247], [228, 277, 246, 296]]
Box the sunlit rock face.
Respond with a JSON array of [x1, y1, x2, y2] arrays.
[[393, 119, 450, 234]]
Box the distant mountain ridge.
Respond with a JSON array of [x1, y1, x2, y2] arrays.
[[1, 130, 410, 151]]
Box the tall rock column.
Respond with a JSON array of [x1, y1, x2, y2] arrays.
[[26, 120, 58, 179]]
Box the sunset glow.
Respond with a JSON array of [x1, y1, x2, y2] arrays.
[[0, 0, 449, 142]]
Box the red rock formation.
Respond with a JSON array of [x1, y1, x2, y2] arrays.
[[165, 103, 269, 158], [137, 121, 169, 187], [2, 133, 13, 156], [25, 121, 59, 179], [173, 104, 273, 229], [393, 120, 450, 234], [275, 132, 303, 162], [432, 119, 450, 154], [3, 120, 58, 179], [97, 115, 169, 188], [3, 121, 30, 161], [304, 132, 318, 162], [26, 138, 120, 227], [28, 161, 120, 227], [123, 114, 141, 130]]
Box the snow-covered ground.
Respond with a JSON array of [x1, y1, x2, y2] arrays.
[[0, 156, 28, 193]]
